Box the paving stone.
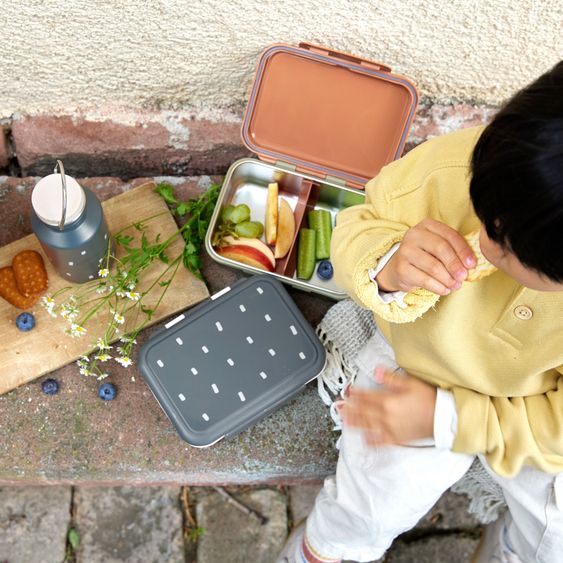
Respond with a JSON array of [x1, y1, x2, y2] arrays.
[[74, 486, 183, 563], [0, 486, 72, 563], [384, 533, 482, 563], [196, 489, 287, 563], [415, 490, 481, 530], [289, 483, 322, 524]]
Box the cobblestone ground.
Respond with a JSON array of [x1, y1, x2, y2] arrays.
[[0, 485, 482, 563]]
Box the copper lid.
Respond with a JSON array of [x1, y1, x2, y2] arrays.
[[242, 43, 418, 189]]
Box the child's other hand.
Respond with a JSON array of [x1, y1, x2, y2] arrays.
[[376, 219, 476, 295], [338, 368, 437, 446]]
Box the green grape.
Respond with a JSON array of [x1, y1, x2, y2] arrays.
[[235, 221, 263, 238], [221, 204, 236, 223], [230, 204, 251, 224]]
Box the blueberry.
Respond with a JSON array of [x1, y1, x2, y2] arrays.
[[317, 260, 334, 280], [16, 312, 35, 332], [98, 382, 117, 401], [41, 378, 59, 395]]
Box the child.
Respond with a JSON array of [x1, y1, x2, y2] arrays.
[[277, 61, 563, 563]]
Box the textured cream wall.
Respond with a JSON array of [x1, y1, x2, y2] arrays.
[[1, 0, 561, 119]]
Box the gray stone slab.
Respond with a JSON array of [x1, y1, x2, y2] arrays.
[[197, 489, 287, 563], [416, 491, 481, 530], [0, 486, 72, 563], [289, 483, 322, 524], [74, 486, 183, 563], [384, 533, 481, 563]]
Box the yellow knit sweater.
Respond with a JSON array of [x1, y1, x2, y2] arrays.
[[331, 126, 563, 477]]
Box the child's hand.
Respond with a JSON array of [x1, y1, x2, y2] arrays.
[[376, 219, 476, 295], [338, 368, 437, 446]]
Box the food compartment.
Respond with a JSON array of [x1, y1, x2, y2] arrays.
[[205, 158, 364, 299]]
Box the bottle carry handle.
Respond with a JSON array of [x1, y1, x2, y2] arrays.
[[53, 160, 67, 230]]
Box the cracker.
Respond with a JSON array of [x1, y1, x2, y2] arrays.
[[0, 266, 41, 309], [465, 230, 497, 281], [12, 250, 49, 297]]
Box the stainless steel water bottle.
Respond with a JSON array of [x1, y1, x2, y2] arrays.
[[31, 160, 111, 284]]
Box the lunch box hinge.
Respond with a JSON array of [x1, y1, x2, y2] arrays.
[[275, 161, 297, 173], [325, 175, 347, 188]]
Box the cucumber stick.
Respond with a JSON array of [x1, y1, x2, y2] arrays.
[[308, 209, 332, 259], [297, 228, 316, 280]]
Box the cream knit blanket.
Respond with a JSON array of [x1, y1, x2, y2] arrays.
[[315, 298, 506, 524]]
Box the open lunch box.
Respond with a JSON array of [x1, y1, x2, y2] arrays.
[[205, 42, 419, 299], [139, 44, 418, 447]]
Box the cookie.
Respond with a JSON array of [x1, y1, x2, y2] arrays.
[[465, 230, 497, 281], [0, 266, 41, 309], [12, 250, 49, 297]]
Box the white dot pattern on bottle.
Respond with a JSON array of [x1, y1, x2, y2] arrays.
[[88, 275, 94, 280], [268, 348, 276, 356], [202, 345, 209, 354], [178, 393, 186, 401], [66, 272, 71, 277], [176, 337, 183, 345], [211, 384, 219, 394], [191, 367, 198, 375], [227, 358, 234, 366], [246, 336, 253, 344], [68, 261, 74, 266], [81, 250, 87, 255], [239, 304, 246, 312], [264, 314, 271, 322]]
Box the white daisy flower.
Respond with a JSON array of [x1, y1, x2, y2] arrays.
[[119, 335, 137, 344], [113, 313, 125, 325], [127, 283, 136, 291], [116, 289, 126, 298], [98, 268, 110, 278], [116, 356, 133, 368], [79, 355, 90, 362], [79, 367, 91, 376], [121, 271, 128, 278], [96, 338, 112, 350], [94, 353, 112, 363], [97, 373, 109, 381], [69, 323, 87, 337], [125, 291, 140, 301]]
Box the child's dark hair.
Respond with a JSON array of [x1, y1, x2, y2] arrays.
[[470, 60, 563, 282]]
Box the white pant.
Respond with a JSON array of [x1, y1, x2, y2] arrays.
[[306, 334, 563, 563]]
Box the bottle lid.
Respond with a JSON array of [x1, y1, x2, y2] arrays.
[[32, 173, 86, 227]]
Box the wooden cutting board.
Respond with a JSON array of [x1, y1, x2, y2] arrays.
[[0, 182, 209, 394]]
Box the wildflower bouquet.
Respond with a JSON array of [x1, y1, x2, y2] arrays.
[[41, 182, 220, 380]]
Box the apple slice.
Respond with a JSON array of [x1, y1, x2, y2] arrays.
[[221, 235, 275, 268], [265, 182, 279, 245], [217, 245, 275, 272], [274, 198, 296, 259]]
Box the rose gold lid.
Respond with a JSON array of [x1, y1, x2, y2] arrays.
[[242, 43, 418, 189]]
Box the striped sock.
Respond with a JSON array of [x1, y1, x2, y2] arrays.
[[296, 533, 341, 563]]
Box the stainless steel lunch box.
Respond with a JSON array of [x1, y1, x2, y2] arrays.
[[205, 43, 418, 299]]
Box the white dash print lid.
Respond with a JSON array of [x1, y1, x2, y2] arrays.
[[138, 276, 326, 447]]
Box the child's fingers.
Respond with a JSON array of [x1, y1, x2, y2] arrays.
[[408, 247, 462, 290], [399, 263, 452, 296], [423, 219, 476, 272], [373, 368, 404, 390]]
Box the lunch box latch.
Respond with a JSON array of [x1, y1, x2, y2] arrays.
[[298, 42, 392, 73]]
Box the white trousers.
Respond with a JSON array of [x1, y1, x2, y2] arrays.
[[306, 334, 563, 563]]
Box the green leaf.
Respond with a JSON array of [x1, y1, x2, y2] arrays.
[[159, 280, 171, 287], [176, 202, 189, 216], [114, 234, 134, 247], [68, 528, 79, 549], [155, 182, 178, 205]]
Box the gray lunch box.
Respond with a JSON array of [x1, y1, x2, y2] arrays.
[[138, 276, 326, 447]]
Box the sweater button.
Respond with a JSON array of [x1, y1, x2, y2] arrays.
[[514, 305, 533, 320]]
